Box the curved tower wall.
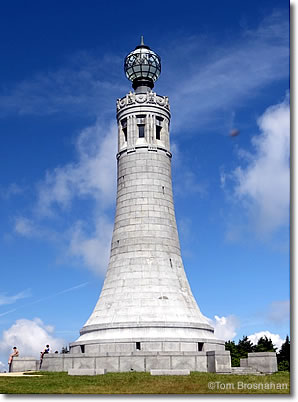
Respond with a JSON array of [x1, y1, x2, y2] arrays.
[[70, 91, 224, 353]]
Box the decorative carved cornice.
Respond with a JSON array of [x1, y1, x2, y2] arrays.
[[117, 91, 170, 111]]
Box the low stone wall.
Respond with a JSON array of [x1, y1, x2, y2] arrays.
[[11, 357, 39, 372], [247, 352, 277, 374], [239, 352, 277, 374], [206, 351, 231, 373], [11, 350, 232, 374], [240, 358, 248, 367], [40, 351, 209, 373], [11, 351, 277, 375]]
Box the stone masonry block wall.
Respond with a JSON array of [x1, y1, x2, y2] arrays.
[[207, 351, 231, 373], [11, 357, 39, 372], [35, 351, 214, 373], [247, 352, 278, 374]]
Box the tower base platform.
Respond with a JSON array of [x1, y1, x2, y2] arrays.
[[11, 348, 232, 374], [10, 351, 278, 375]]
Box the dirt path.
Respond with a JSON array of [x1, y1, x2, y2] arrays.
[[0, 372, 42, 377]]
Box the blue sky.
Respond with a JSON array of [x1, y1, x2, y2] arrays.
[[0, 0, 290, 369]]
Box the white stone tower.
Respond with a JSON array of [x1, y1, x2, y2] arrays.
[[70, 38, 224, 356]]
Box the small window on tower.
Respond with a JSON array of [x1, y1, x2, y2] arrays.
[[123, 127, 127, 142], [136, 342, 141, 350], [138, 124, 145, 138], [121, 118, 128, 142], [136, 115, 146, 124], [156, 125, 161, 140], [156, 117, 163, 140]]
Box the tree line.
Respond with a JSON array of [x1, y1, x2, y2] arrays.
[[225, 335, 290, 371]]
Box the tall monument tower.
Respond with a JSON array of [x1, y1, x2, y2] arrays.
[[70, 39, 225, 358]]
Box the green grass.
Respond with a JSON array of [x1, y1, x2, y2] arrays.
[[0, 371, 290, 394]]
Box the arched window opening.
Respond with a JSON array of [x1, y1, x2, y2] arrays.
[[156, 116, 163, 140], [121, 118, 127, 142]]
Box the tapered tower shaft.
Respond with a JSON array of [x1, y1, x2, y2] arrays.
[[71, 40, 224, 353]]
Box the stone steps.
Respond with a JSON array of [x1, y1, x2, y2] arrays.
[[231, 367, 263, 375]]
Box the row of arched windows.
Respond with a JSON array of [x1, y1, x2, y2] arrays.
[[121, 115, 164, 142]]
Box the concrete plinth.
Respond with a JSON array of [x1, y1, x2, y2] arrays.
[[240, 358, 248, 367], [207, 351, 232, 373], [10, 357, 39, 372], [247, 352, 278, 374]]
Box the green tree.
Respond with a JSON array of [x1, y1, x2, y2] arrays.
[[238, 336, 254, 356], [225, 336, 254, 367], [253, 336, 277, 352], [225, 340, 240, 367], [277, 335, 290, 371]]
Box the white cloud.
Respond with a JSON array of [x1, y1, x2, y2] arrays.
[[220, 170, 226, 189], [207, 315, 239, 341], [0, 318, 65, 364], [0, 51, 125, 118], [68, 216, 113, 275], [248, 330, 285, 351], [0, 283, 89, 320], [0, 289, 31, 306], [232, 97, 289, 235], [222, 96, 290, 239], [172, 142, 208, 198], [36, 120, 117, 217], [177, 217, 192, 241], [14, 216, 61, 244], [0, 12, 287, 135], [0, 183, 24, 199], [13, 120, 117, 274], [174, 170, 208, 197], [267, 300, 290, 324], [164, 11, 289, 132], [0, 360, 6, 372], [14, 217, 36, 237], [35, 119, 117, 274]]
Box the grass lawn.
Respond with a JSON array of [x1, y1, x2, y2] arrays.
[[0, 371, 290, 394]]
